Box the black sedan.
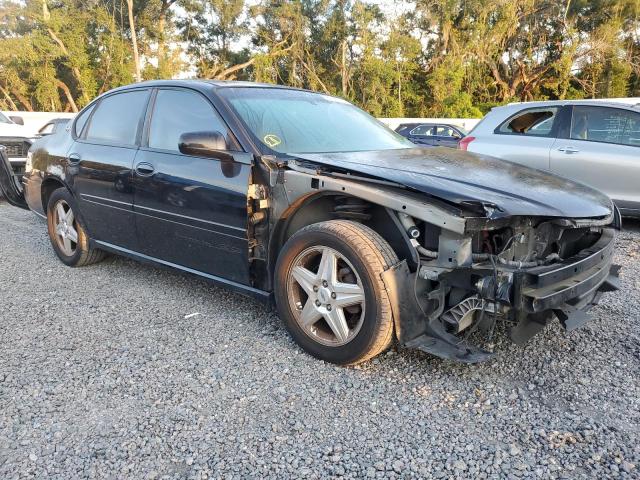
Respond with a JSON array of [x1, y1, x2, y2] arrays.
[[395, 122, 466, 148], [0, 80, 620, 365]]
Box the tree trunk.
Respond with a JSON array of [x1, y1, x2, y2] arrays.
[[157, 0, 177, 77], [47, 28, 89, 103], [157, 10, 166, 76], [56, 79, 79, 112], [0, 87, 18, 111], [11, 89, 33, 111], [341, 40, 348, 96], [126, 0, 142, 82]]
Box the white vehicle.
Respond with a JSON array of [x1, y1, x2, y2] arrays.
[[0, 112, 33, 177], [461, 99, 640, 218]]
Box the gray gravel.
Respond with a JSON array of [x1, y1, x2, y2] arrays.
[[0, 200, 639, 479]]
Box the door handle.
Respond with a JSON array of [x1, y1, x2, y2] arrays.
[[557, 147, 580, 154], [68, 153, 81, 164], [135, 162, 155, 176]]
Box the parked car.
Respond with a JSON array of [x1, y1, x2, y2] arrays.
[[395, 122, 466, 148], [36, 118, 71, 137], [461, 99, 640, 217], [0, 80, 620, 365], [0, 111, 32, 177]]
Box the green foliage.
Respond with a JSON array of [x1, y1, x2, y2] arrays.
[[0, 0, 639, 115]]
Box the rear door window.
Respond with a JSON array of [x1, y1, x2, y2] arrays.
[[85, 90, 149, 145], [409, 125, 435, 137], [435, 126, 456, 137], [497, 107, 559, 136], [570, 106, 640, 147]]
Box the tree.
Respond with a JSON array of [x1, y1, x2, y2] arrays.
[[1, 0, 639, 115], [126, 0, 142, 82]]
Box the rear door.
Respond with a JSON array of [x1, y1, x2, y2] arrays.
[[133, 87, 253, 284], [550, 105, 640, 212], [68, 88, 150, 251], [471, 106, 565, 170]]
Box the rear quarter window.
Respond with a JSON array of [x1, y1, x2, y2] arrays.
[[497, 107, 559, 136], [84, 90, 149, 145], [73, 104, 95, 137]]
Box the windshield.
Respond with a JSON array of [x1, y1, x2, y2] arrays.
[[220, 87, 414, 154], [0, 112, 11, 124]]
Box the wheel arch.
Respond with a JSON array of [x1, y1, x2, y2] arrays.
[[268, 191, 418, 285], [41, 176, 71, 214]]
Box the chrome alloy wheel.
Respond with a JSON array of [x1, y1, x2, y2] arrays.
[[287, 246, 366, 347], [52, 199, 78, 256]]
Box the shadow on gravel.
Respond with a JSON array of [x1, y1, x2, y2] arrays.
[[97, 249, 588, 380]]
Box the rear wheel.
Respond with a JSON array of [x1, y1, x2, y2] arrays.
[[46, 188, 105, 267], [275, 220, 398, 365]]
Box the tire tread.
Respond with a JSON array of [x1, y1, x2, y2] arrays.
[[293, 220, 398, 364]]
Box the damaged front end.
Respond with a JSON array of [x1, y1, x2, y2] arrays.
[[383, 211, 621, 363], [280, 162, 621, 364]]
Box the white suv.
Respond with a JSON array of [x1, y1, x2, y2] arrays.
[[0, 112, 33, 177], [462, 99, 640, 217]]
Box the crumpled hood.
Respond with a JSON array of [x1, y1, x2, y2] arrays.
[[293, 147, 613, 219]]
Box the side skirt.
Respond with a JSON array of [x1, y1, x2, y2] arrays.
[[93, 240, 273, 305]]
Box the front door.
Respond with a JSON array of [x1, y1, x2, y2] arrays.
[[550, 105, 640, 213], [408, 125, 436, 146], [432, 125, 460, 148], [69, 88, 150, 251], [133, 87, 252, 284]]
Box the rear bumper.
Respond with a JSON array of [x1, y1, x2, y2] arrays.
[[515, 228, 618, 313]]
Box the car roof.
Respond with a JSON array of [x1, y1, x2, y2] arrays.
[[399, 122, 459, 128], [496, 98, 640, 111], [105, 79, 315, 95]]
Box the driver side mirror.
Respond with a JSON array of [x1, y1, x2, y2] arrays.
[[451, 132, 462, 140], [178, 131, 233, 161], [9, 115, 24, 125]]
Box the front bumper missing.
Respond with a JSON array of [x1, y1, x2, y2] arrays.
[[516, 228, 617, 313], [383, 228, 620, 363], [509, 228, 619, 344]]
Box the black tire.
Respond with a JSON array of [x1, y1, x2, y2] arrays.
[[46, 187, 105, 267], [275, 220, 399, 365]]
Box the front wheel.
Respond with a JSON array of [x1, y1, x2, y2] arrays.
[[275, 220, 399, 365]]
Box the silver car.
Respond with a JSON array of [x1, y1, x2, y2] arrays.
[[462, 99, 640, 217]]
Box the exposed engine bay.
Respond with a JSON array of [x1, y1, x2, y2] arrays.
[[386, 212, 620, 362]]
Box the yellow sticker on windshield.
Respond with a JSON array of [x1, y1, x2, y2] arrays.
[[263, 134, 282, 148]]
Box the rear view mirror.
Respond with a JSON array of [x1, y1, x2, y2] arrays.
[[9, 115, 24, 125], [178, 131, 232, 161]]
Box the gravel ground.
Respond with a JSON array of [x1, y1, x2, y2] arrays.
[[0, 200, 639, 479]]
